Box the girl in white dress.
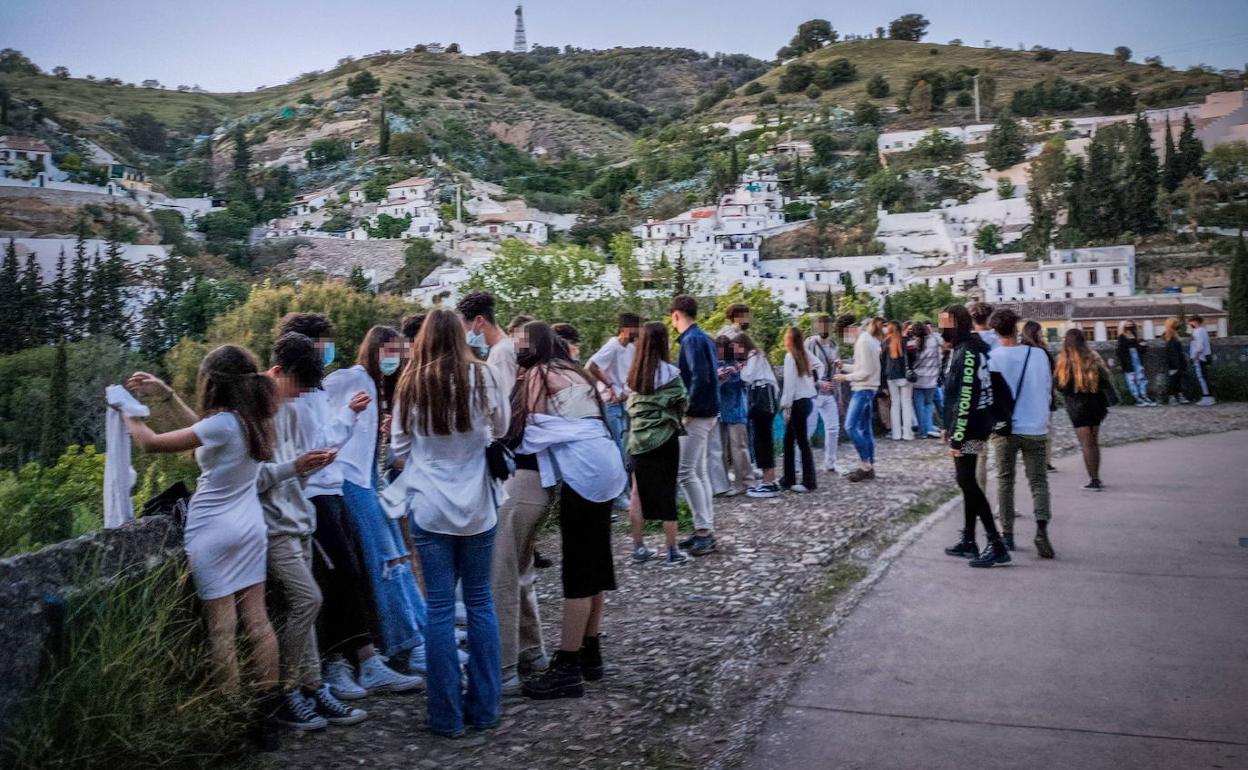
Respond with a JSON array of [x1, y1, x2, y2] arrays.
[[124, 345, 282, 746]]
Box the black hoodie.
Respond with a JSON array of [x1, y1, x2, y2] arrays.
[[942, 334, 995, 451]]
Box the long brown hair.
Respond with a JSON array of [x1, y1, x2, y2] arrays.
[[508, 320, 603, 441], [356, 325, 401, 411], [1162, 317, 1181, 342], [197, 344, 276, 461], [395, 308, 486, 436], [1055, 329, 1102, 393], [1021, 320, 1047, 349], [885, 320, 904, 358], [628, 321, 672, 396], [784, 326, 811, 377]]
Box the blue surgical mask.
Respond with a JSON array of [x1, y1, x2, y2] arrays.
[[379, 356, 401, 376], [466, 330, 487, 353], [322, 342, 336, 367]]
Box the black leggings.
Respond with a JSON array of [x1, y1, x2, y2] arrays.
[[750, 410, 775, 471], [782, 398, 815, 489], [310, 495, 376, 657], [954, 453, 997, 538]]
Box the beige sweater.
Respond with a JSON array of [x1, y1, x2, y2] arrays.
[[841, 334, 882, 392]]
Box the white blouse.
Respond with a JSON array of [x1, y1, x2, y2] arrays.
[[780, 352, 822, 409]]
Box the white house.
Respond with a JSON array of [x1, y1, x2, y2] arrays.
[[385, 176, 434, 203], [348, 186, 367, 204], [291, 187, 336, 216], [875, 197, 1031, 259], [906, 245, 1135, 302], [0, 136, 55, 179]]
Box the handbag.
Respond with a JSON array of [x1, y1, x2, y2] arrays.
[[485, 439, 514, 481], [993, 347, 1032, 436], [748, 380, 778, 417], [140, 481, 191, 526]]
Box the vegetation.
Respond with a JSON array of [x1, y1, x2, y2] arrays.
[[984, 111, 1026, 170]]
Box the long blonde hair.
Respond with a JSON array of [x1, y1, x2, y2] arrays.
[[1116, 320, 1138, 339], [1055, 329, 1102, 393], [1162, 317, 1181, 342]]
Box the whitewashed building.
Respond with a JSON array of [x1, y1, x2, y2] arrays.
[[292, 187, 336, 216], [906, 245, 1135, 302]]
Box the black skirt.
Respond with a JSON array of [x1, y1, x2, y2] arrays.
[[558, 484, 617, 599], [1064, 392, 1107, 428], [631, 434, 680, 521]]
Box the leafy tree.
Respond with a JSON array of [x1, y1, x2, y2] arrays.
[[305, 137, 350, 168], [166, 159, 214, 197], [996, 177, 1016, 199], [367, 213, 413, 239], [908, 79, 933, 116], [853, 101, 881, 127], [123, 112, 167, 153], [884, 281, 959, 322], [1204, 141, 1248, 182], [1023, 137, 1069, 257], [805, 84, 822, 100], [385, 239, 441, 294], [865, 167, 907, 209], [975, 223, 1003, 254], [914, 129, 963, 163], [743, 82, 765, 96], [1228, 234, 1248, 336], [865, 73, 890, 98], [609, 231, 644, 313], [0, 48, 41, 75], [810, 132, 838, 164], [1123, 113, 1161, 235], [389, 131, 429, 159], [38, 344, 70, 468], [52, 65, 70, 78], [1094, 82, 1135, 114], [1176, 114, 1204, 182], [1114, 46, 1132, 63], [812, 58, 856, 89], [984, 111, 1026, 170], [888, 14, 930, 42], [778, 61, 817, 93], [346, 70, 381, 97], [778, 19, 837, 59]]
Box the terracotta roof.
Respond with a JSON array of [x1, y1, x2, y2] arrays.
[[691, 209, 716, 219], [982, 257, 1032, 274], [477, 210, 538, 223], [0, 135, 52, 153], [386, 176, 432, 189]]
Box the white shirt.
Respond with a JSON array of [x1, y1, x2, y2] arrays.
[[588, 336, 635, 398], [291, 387, 358, 498], [1189, 326, 1211, 362], [988, 345, 1052, 436], [323, 365, 379, 490], [487, 336, 518, 397], [780, 351, 821, 409], [739, 352, 777, 386], [386, 363, 509, 536]]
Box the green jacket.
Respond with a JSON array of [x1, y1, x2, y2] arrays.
[[627, 377, 687, 455]]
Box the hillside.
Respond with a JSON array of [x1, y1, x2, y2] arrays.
[[711, 39, 1242, 127]]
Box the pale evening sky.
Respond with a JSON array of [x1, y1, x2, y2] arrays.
[[2, 0, 1245, 92]]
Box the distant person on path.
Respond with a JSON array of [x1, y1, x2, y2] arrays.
[[986, 310, 1055, 558], [882, 320, 917, 441], [834, 317, 883, 482], [1187, 315, 1215, 406], [1055, 329, 1116, 492], [780, 326, 819, 493], [910, 321, 942, 439], [1021, 320, 1059, 472], [626, 321, 690, 565], [739, 334, 782, 498], [671, 295, 721, 556], [1161, 317, 1189, 405], [938, 306, 1011, 569], [1116, 321, 1157, 406], [805, 314, 843, 472], [588, 312, 642, 509]]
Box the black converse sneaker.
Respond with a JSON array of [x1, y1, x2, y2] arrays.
[[522, 650, 585, 699], [310, 683, 368, 726], [969, 537, 1012, 568], [944, 530, 979, 558], [274, 690, 328, 731]]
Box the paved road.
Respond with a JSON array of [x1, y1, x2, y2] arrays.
[[744, 431, 1248, 770]]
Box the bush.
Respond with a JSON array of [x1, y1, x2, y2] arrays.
[[955, 91, 974, 107], [865, 73, 890, 98], [759, 92, 777, 105], [346, 69, 380, 97], [805, 84, 822, 100], [743, 81, 765, 96]]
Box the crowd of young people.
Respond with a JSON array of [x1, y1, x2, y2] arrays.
[[116, 288, 1221, 745]]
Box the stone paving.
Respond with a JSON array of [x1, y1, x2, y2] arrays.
[[276, 403, 1248, 770]]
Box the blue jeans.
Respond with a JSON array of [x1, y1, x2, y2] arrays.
[[411, 524, 500, 735], [913, 387, 937, 435], [341, 480, 426, 657], [845, 390, 876, 464], [604, 402, 631, 505]]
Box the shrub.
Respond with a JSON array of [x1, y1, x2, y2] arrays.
[[759, 92, 777, 105], [865, 73, 890, 98], [743, 81, 765, 96], [805, 84, 822, 100]]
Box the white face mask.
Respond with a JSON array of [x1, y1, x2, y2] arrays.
[[379, 356, 401, 376]]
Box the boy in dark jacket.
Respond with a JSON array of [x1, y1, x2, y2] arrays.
[[670, 295, 721, 556]]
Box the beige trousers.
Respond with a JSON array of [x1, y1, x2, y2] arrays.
[[267, 533, 323, 690], [491, 469, 551, 673]]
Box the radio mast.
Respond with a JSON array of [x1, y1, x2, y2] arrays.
[[513, 4, 528, 54]]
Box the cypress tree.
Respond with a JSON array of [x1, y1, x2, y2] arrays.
[[1162, 119, 1181, 193], [99, 214, 131, 341], [378, 103, 390, 156], [883, 293, 896, 321], [1123, 114, 1160, 235], [673, 251, 689, 298], [1065, 155, 1089, 237], [792, 153, 805, 190], [69, 219, 92, 339], [38, 343, 71, 469], [48, 245, 69, 343], [20, 249, 46, 348], [729, 143, 740, 182], [0, 239, 21, 354], [984, 111, 1026, 171], [1228, 233, 1248, 336], [1084, 130, 1124, 240], [1177, 114, 1204, 182]]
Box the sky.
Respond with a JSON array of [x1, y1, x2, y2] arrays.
[[3, 0, 1246, 92]]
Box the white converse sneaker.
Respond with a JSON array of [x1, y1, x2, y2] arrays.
[[358, 655, 424, 694], [323, 657, 367, 701]]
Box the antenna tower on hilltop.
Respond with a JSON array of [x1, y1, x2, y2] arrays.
[[513, 4, 528, 54]]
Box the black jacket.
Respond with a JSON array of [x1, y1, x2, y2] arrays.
[[676, 324, 721, 418], [942, 335, 995, 451], [882, 339, 918, 381], [1115, 335, 1146, 371], [1163, 336, 1187, 371]]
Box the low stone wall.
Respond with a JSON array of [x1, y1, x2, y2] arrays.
[[0, 514, 183, 726], [1091, 335, 1248, 394]]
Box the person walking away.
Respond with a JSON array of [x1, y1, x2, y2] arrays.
[[834, 318, 884, 482], [506, 322, 627, 699], [739, 335, 782, 498], [1161, 317, 1189, 405], [780, 327, 819, 492], [626, 321, 690, 565], [882, 321, 917, 441], [670, 295, 721, 556], [714, 335, 753, 496], [985, 310, 1055, 558], [1055, 329, 1115, 491], [804, 315, 843, 472], [937, 307, 1011, 569], [1020, 321, 1059, 472], [327, 326, 428, 667], [386, 309, 507, 737], [1187, 315, 1215, 406], [123, 347, 284, 748], [276, 312, 422, 700], [910, 323, 942, 439], [1116, 321, 1156, 406], [260, 334, 368, 730], [588, 313, 641, 510]]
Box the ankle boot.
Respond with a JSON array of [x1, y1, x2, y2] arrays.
[[580, 636, 604, 682], [521, 650, 584, 700], [944, 530, 978, 558], [970, 535, 1012, 568]]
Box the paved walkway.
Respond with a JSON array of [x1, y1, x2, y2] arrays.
[[744, 431, 1248, 770]]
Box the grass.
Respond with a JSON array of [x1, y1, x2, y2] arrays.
[[0, 559, 255, 770]]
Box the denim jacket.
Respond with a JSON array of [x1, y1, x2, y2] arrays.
[[677, 324, 721, 418], [718, 371, 747, 425]]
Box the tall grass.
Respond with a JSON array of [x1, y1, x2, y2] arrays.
[[1, 559, 256, 769]]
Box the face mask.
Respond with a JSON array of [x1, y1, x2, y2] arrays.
[[466, 330, 486, 351], [738, 322, 751, 331], [818, 330, 829, 339], [379, 356, 401, 376], [321, 342, 336, 367]]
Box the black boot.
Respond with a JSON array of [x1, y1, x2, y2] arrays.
[[944, 530, 978, 558], [249, 688, 283, 752], [969, 536, 1012, 568], [580, 636, 604, 682], [521, 650, 584, 700]]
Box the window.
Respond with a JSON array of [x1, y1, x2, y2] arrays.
[[1106, 328, 1118, 340], [1046, 327, 1059, 343], [1112, 268, 1120, 284], [1087, 292, 1094, 298], [1107, 291, 1114, 297], [1017, 277, 1025, 293], [1064, 292, 1071, 298], [815, 273, 821, 282], [1089, 269, 1099, 285], [1065, 272, 1073, 287], [1048, 272, 1055, 279], [1030, 277, 1035, 286], [996, 278, 1003, 294], [1082, 328, 1096, 340]]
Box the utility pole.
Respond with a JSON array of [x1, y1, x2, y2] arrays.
[[973, 74, 981, 123], [455, 183, 462, 223]]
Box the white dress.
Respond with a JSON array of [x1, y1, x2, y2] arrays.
[[185, 411, 267, 600]]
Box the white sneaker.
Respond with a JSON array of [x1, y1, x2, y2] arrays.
[[789, 484, 809, 494], [358, 655, 424, 694], [323, 658, 367, 701], [1198, 396, 1216, 406]]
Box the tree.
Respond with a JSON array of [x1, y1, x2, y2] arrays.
[[384, 239, 441, 293], [367, 213, 413, 239], [378, 103, 390, 156], [729, 142, 740, 182], [19, 248, 46, 349], [0, 239, 21, 354], [1123, 113, 1161, 235], [123, 112, 167, 153], [1162, 119, 1181, 193], [609, 231, 644, 313], [882, 294, 896, 321], [346, 266, 373, 294], [975, 223, 1003, 254], [778, 19, 837, 59], [1228, 234, 1248, 336], [94, 213, 131, 341], [0, 49, 41, 75], [853, 101, 881, 127], [810, 132, 838, 164], [908, 79, 932, 116], [866, 73, 890, 98], [884, 281, 960, 322], [1080, 126, 1127, 240], [984, 112, 1027, 170], [778, 61, 817, 93], [68, 220, 91, 337], [1023, 137, 1069, 257], [346, 70, 381, 97], [1114, 46, 1132, 63], [1176, 114, 1205, 182], [389, 132, 429, 159], [1204, 141, 1248, 183], [52, 65, 70, 79], [305, 137, 350, 168], [914, 128, 963, 163], [888, 14, 930, 42], [996, 177, 1016, 199], [47, 246, 69, 343], [38, 344, 70, 468]]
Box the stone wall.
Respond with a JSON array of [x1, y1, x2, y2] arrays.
[[0, 513, 183, 726]]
